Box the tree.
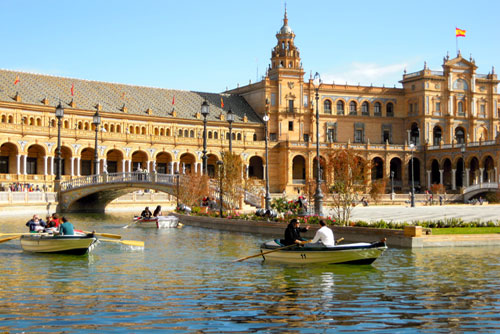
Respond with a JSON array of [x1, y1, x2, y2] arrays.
[[217, 151, 244, 211], [325, 148, 371, 225], [177, 172, 209, 208]]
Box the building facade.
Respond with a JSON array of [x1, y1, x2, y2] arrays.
[[0, 11, 499, 198]]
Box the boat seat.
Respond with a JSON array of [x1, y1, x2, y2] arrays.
[[275, 239, 285, 246]]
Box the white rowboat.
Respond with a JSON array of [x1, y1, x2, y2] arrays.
[[260, 239, 387, 265], [132, 215, 180, 228], [20, 233, 97, 255]]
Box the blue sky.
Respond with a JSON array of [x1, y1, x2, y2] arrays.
[[1, 0, 498, 93]]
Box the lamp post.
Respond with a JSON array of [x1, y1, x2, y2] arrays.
[[217, 160, 223, 217], [263, 114, 271, 211], [175, 171, 180, 209], [313, 72, 323, 216], [390, 170, 395, 200], [227, 109, 234, 153], [461, 143, 466, 203], [55, 102, 64, 181], [410, 143, 415, 207], [201, 100, 209, 174], [93, 109, 101, 175]]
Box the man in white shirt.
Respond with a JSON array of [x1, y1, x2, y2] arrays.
[[309, 220, 335, 247]]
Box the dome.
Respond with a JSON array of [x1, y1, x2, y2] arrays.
[[280, 24, 293, 35]]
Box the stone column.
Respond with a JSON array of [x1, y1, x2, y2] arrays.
[[128, 160, 132, 173], [102, 158, 107, 173], [43, 156, 48, 176], [495, 167, 498, 183], [23, 155, 27, 175], [176, 162, 179, 173], [451, 169, 456, 190], [77, 157, 81, 176], [466, 168, 470, 187], [71, 157, 75, 176], [169, 162, 174, 175], [263, 162, 266, 180], [49, 156, 54, 175], [439, 169, 444, 185], [122, 159, 126, 173], [479, 168, 484, 184], [152, 161, 156, 172], [16, 154, 20, 175], [426, 170, 431, 189]]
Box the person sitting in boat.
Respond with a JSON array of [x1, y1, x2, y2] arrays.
[[153, 205, 162, 217], [307, 220, 335, 247], [141, 206, 152, 218], [57, 216, 75, 236], [26, 214, 46, 232], [283, 218, 310, 246], [47, 213, 61, 228]]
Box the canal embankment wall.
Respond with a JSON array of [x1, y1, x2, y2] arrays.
[[174, 214, 500, 248]]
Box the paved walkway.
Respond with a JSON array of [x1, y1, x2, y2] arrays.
[[325, 204, 500, 223]]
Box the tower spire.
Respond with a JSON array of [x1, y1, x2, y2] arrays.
[[284, 3, 288, 26]]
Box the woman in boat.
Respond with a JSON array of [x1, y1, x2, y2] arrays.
[[58, 217, 75, 236], [283, 218, 309, 246], [308, 220, 335, 247], [141, 207, 152, 218], [153, 205, 162, 217], [26, 214, 46, 232], [47, 213, 61, 228]]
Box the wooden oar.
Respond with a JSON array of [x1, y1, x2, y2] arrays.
[[99, 238, 144, 247], [336, 237, 344, 245], [81, 231, 122, 239], [0, 233, 48, 236], [233, 243, 299, 262], [0, 235, 22, 244]]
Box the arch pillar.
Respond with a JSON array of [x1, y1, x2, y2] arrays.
[[479, 168, 484, 184], [466, 168, 470, 186], [451, 169, 456, 190], [439, 169, 444, 185], [43, 156, 48, 176], [426, 170, 431, 189]]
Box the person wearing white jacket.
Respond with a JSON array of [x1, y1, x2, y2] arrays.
[[309, 220, 335, 247]]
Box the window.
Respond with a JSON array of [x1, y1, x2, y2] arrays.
[[214, 131, 218, 139], [178, 129, 183, 137], [303, 95, 308, 107], [324, 100, 332, 114], [354, 130, 363, 143], [349, 101, 357, 115], [386, 103, 394, 117], [81, 160, 92, 175], [107, 161, 118, 173], [374, 102, 381, 116], [157, 163, 167, 174], [303, 134, 309, 142], [455, 128, 465, 144], [327, 128, 335, 143], [383, 130, 390, 143], [0, 156, 8, 173], [480, 104, 486, 117], [288, 121, 294, 131], [270, 133, 277, 141], [436, 102, 441, 113], [362, 102, 369, 116], [208, 131, 212, 139], [337, 101, 345, 115], [253, 133, 257, 141], [271, 93, 277, 106], [288, 100, 294, 113], [458, 101, 464, 115], [433, 127, 442, 146]]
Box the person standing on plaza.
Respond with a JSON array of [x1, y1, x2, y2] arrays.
[[283, 218, 309, 246], [308, 220, 335, 247]]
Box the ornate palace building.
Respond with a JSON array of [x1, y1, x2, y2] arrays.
[[0, 10, 499, 198]]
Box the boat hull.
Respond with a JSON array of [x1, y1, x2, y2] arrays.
[[20, 234, 97, 255], [260, 241, 387, 265], [133, 216, 179, 228]]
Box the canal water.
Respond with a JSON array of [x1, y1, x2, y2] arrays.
[[1, 212, 499, 333]]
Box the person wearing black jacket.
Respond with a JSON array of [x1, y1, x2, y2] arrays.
[[283, 218, 310, 246], [140, 207, 152, 218]]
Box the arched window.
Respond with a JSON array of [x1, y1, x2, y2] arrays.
[[457, 101, 464, 115], [336, 101, 345, 115], [160, 128, 165, 136], [386, 102, 394, 117], [455, 127, 465, 144], [166, 129, 171, 136], [154, 128, 159, 135], [214, 131, 218, 139], [324, 100, 332, 114], [190, 130, 194, 138], [237, 133, 242, 140], [226, 132, 230, 140], [184, 129, 188, 137], [374, 102, 381, 116], [253, 133, 257, 141], [349, 101, 357, 115], [208, 131, 212, 139], [362, 102, 369, 116], [116, 125, 121, 133], [141, 127, 146, 135], [8, 115, 13, 123], [110, 124, 115, 133], [433, 126, 442, 146], [36, 118, 41, 126], [1, 115, 5, 123], [179, 129, 183, 137]]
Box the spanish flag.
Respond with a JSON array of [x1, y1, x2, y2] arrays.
[[13, 76, 19, 85], [220, 97, 224, 108], [456, 28, 466, 37]]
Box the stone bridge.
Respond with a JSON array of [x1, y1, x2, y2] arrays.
[[58, 172, 262, 213], [463, 182, 500, 201]]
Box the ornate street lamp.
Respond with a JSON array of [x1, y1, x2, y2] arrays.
[[93, 108, 101, 175], [263, 113, 271, 211], [461, 143, 466, 203], [313, 72, 323, 216], [390, 170, 395, 199], [55, 102, 64, 181], [217, 160, 224, 217], [410, 143, 415, 207], [227, 109, 234, 153], [201, 100, 209, 174]]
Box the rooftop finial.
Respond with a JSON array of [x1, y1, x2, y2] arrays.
[[284, 3, 288, 26]]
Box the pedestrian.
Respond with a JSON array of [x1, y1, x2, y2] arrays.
[[439, 195, 443, 206]]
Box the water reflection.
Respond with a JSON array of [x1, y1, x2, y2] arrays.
[[0, 214, 500, 332]]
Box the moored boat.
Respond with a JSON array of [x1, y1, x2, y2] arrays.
[[260, 239, 387, 265], [20, 233, 97, 255], [132, 215, 180, 228]]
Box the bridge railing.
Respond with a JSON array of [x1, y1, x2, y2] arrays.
[[464, 182, 499, 194], [60, 172, 178, 191]]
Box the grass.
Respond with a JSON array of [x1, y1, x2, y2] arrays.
[[431, 227, 500, 235]]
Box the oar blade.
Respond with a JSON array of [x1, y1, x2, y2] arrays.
[[0, 235, 21, 244], [121, 240, 145, 247]]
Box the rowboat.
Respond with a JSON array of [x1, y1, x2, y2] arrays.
[[259, 239, 387, 265], [132, 215, 180, 228], [20, 233, 97, 255]]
